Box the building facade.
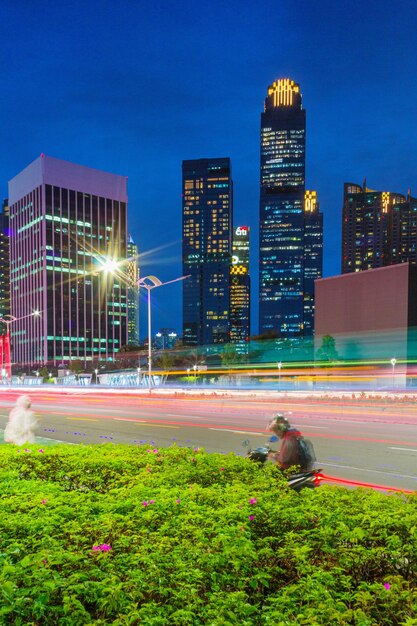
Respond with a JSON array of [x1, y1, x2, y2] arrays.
[[342, 181, 417, 273], [127, 235, 139, 345], [315, 264, 417, 381], [259, 78, 322, 337], [8, 154, 128, 367], [182, 157, 233, 346], [230, 225, 250, 349], [0, 199, 10, 322]]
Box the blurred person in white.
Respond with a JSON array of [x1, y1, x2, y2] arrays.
[[4, 395, 39, 445]]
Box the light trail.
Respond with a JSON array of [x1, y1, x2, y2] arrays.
[[317, 473, 415, 494]]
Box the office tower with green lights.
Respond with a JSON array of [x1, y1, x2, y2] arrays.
[[8, 154, 128, 366]]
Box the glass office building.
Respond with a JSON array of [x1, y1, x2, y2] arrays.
[[0, 199, 10, 323], [342, 181, 417, 273], [230, 225, 250, 349], [259, 78, 322, 337], [182, 157, 232, 346], [127, 235, 139, 345], [8, 154, 128, 367]]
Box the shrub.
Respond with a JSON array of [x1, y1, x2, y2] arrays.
[[0, 444, 416, 624]]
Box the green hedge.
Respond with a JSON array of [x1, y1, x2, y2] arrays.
[[0, 444, 416, 625]]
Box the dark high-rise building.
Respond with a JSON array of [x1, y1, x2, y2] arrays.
[[8, 154, 128, 367], [342, 181, 417, 273], [303, 190, 323, 334], [127, 235, 139, 345], [230, 225, 250, 349], [0, 199, 10, 322], [182, 157, 233, 346], [259, 78, 322, 337]]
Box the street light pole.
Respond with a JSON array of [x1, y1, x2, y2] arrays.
[[390, 357, 397, 387], [138, 275, 189, 392], [277, 361, 282, 387]]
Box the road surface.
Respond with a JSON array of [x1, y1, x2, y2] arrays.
[[0, 389, 416, 491]]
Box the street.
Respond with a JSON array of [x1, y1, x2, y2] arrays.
[[0, 389, 417, 491]]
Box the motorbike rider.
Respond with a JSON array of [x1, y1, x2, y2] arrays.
[[267, 414, 305, 470]]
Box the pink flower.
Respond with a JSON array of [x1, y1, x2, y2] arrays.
[[220, 467, 225, 471], [191, 458, 195, 462], [99, 544, 112, 552], [149, 499, 155, 504], [176, 499, 181, 504], [24, 448, 31, 453], [41, 499, 48, 505], [249, 498, 257, 505], [153, 449, 158, 453], [384, 583, 391, 590], [146, 467, 152, 472], [92, 543, 112, 552], [38, 448, 44, 453], [142, 500, 148, 506], [249, 515, 255, 521]]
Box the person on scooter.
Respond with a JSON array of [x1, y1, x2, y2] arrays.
[[267, 414, 304, 470]]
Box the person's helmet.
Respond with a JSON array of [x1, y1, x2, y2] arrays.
[[269, 414, 289, 434]]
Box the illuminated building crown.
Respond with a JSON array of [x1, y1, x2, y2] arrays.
[[265, 78, 302, 110]]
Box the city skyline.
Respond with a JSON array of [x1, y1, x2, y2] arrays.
[[1, 0, 417, 336]]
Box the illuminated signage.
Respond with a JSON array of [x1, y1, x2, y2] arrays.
[[235, 226, 248, 237], [382, 192, 390, 213], [304, 190, 317, 213]]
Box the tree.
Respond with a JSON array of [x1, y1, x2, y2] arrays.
[[69, 360, 84, 375], [220, 344, 241, 367], [316, 335, 338, 362]]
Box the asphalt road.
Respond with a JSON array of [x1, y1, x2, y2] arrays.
[[0, 389, 417, 492]]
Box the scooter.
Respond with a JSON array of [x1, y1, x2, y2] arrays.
[[243, 438, 322, 492]]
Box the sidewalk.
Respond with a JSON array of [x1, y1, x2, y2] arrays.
[[0, 429, 69, 446]]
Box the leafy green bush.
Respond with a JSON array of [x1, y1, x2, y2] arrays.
[[0, 444, 416, 625]]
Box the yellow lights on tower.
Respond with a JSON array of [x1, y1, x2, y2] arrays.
[[268, 78, 300, 107], [304, 190, 317, 213], [382, 191, 390, 213]]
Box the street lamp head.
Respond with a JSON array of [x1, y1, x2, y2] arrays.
[[138, 275, 163, 289], [390, 358, 397, 367], [33, 310, 40, 316], [100, 258, 119, 274]]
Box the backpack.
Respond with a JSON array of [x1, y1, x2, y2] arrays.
[[296, 436, 316, 471]]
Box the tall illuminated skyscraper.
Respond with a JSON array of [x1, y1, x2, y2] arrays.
[[8, 154, 128, 367], [127, 235, 139, 345], [182, 157, 233, 346], [230, 225, 250, 349], [259, 78, 322, 337]]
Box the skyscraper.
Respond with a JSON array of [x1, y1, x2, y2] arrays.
[[230, 225, 250, 349], [8, 154, 128, 367], [127, 235, 139, 345], [342, 181, 417, 273], [259, 78, 322, 337], [0, 199, 10, 322], [182, 158, 233, 346]]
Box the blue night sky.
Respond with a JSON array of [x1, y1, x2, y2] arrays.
[[1, 0, 417, 338]]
